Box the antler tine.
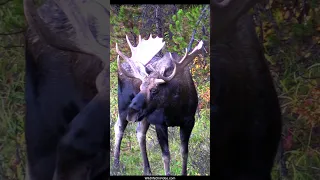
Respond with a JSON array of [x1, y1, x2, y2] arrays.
[[117, 55, 138, 79], [175, 48, 188, 65], [116, 43, 145, 80], [151, 40, 203, 83], [176, 41, 204, 70], [126, 34, 165, 66], [126, 35, 135, 52]]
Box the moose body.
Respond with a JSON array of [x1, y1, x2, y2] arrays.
[[113, 35, 203, 175], [211, 0, 282, 179], [24, 0, 110, 179]]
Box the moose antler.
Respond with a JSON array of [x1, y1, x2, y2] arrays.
[[117, 35, 203, 83], [116, 54, 145, 80], [126, 34, 165, 65], [155, 40, 204, 83], [116, 34, 165, 80], [24, 0, 110, 64]]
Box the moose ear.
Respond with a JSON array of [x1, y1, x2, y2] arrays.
[[155, 79, 166, 84]]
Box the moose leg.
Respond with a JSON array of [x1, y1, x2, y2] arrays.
[[136, 119, 152, 175], [180, 118, 195, 176], [113, 114, 128, 169], [156, 125, 170, 176]]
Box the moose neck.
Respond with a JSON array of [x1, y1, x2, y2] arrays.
[[211, 13, 278, 106], [213, 13, 266, 72]]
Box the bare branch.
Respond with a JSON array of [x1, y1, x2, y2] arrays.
[[187, 5, 209, 53]]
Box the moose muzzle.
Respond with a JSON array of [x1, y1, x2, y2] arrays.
[[127, 93, 146, 122]]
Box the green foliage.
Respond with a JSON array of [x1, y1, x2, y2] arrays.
[[292, 21, 314, 38], [257, 1, 320, 179], [0, 0, 25, 31], [166, 5, 210, 55], [0, 1, 26, 179]]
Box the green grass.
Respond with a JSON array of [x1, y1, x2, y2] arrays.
[[266, 20, 320, 180], [0, 46, 26, 179]]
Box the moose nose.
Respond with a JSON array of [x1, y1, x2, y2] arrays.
[[129, 93, 146, 111]]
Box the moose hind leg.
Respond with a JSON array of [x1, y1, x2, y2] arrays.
[[180, 118, 195, 176], [136, 119, 152, 175], [156, 124, 170, 176], [113, 114, 128, 170]]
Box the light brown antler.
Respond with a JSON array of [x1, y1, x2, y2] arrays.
[[116, 43, 146, 80], [126, 34, 165, 65], [24, 0, 110, 64], [155, 40, 204, 83], [116, 54, 145, 80], [116, 34, 165, 80]]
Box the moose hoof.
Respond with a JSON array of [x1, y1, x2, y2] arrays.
[[144, 169, 152, 176], [112, 160, 122, 175], [113, 160, 120, 168]]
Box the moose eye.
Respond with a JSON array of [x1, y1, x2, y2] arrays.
[[150, 88, 158, 95]]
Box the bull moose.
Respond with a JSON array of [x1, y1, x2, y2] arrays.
[[23, 0, 110, 179], [113, 34, 204, 176], [210, 0, 282, 179]]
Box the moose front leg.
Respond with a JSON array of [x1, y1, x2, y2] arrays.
[[156, 124, 170, 176], [136, 119, 152, 175], [180, 118, 195, 176], [113, 114, 128, 170]]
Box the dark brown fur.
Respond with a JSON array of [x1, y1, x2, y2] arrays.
[[210, 1, 282, 179]]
